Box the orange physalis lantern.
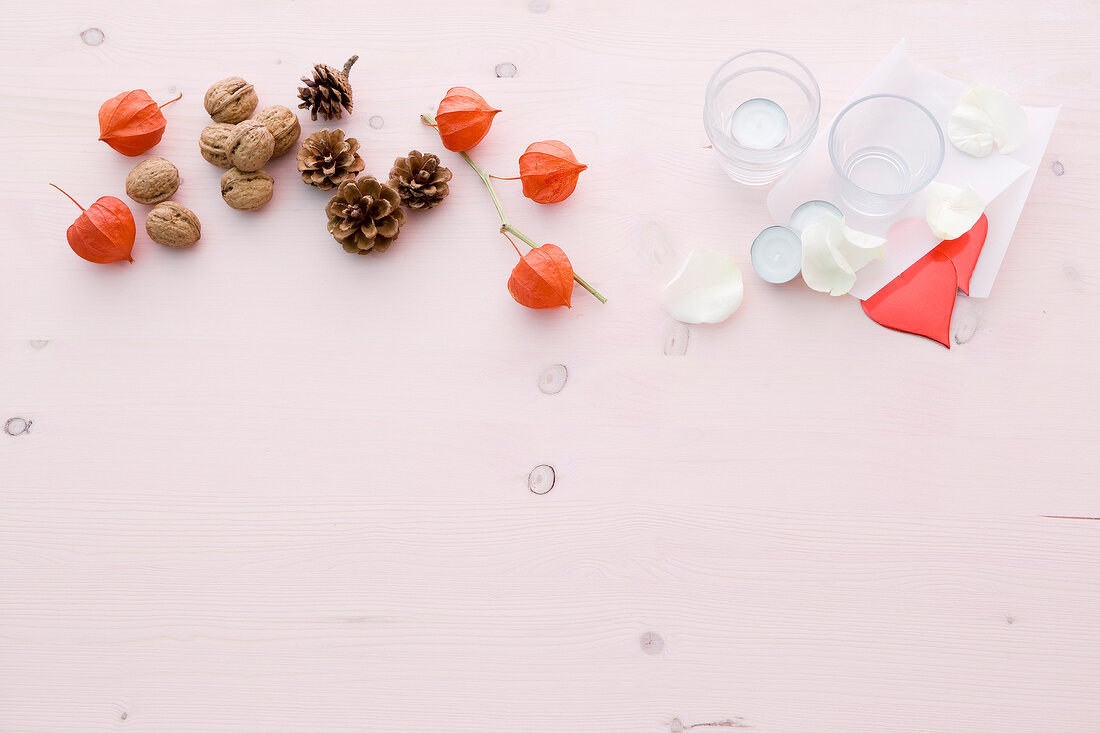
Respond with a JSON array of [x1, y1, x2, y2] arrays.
[[98, 89, 181, 156], [50, 184, 136, 263], [507, 243, 574, 309], [434, 87, 500, 152], [517, 140, 587, 204]]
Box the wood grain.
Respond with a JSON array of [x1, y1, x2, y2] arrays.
[[2, 1, 1099, 731]]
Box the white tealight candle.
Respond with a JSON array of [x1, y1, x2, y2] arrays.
[[788, 199, 843, 234], [729, 98, 789, 149], [751, 226, 802, 284]]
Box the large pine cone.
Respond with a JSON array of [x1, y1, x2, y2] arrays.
[[326, 177, 407, 255], [297, 55, 357, 121], [296, 129, 365, 190], [389, 150, 453, 211]]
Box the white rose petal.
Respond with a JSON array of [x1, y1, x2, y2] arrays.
[[948, 84, 1028, 158], [661, 249, 744, 324], [948, 103, 996, 157], [800, 213, 885, 296], [925, 182, 985, 240], [972, 84, 1028, 154]]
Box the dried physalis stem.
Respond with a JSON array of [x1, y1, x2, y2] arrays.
[[50, 184, 136, 263], [98, 90, 182, 156]]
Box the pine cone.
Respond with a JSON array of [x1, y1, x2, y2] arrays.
[[326, 176, 407, 255], [389, 150, 453, 211], [296, 129, 366, 190], [297, 55, 358, 121]]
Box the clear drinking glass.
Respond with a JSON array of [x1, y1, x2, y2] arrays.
[[828, 94, 944, 216], [704, 50, 820, 186]]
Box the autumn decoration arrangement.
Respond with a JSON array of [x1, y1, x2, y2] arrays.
[[422, 87, 603, 308], [51, 60, 605, 312], [52, 87, 198, 262], [200, 76, 300, 210], [50, 44, 1061, 342]]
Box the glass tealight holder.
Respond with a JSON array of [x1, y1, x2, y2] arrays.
[[828, 94, 944, 217], [704, 50, 820, 186]]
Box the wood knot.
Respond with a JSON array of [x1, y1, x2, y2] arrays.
[[4, 417, 32, 436], [80, 28, 105, 46], [528, 465, 555, 494], [538, 364, 568, 394], [640, 631, 665, 654]]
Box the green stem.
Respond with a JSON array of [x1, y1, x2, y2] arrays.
[[421, 114, 606, 304], [456, 149, 509, 225], [502, 224, 537, 248]]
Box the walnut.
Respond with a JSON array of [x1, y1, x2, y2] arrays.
[[221, 168, 274, 210], [125, 158, 180, 205], [203, 77, 258, 124], [145, 202, 201, 247], [199, 123, 235, 168], [254, 105, 302, 157], [226, 120, 275, 172]]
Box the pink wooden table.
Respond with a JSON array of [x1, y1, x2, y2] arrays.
[[2, 1, 1098, 731]]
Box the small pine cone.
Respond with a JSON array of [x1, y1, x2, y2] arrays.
[[326, 176, 407, 255], [296, 129, 366, 190], [389, 150, 453, 211], [297, 55, 357, 121]]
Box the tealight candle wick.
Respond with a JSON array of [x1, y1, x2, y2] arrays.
[[751, 225, 802, 284]]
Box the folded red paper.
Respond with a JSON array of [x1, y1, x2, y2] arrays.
[[861, 251, 958, 348], [935, 214, 988, 296], [860, 216, 989, 348]]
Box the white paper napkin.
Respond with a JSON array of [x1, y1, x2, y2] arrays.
[[767, 41, 1058, 299], [966, 104, 1059, 297]]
